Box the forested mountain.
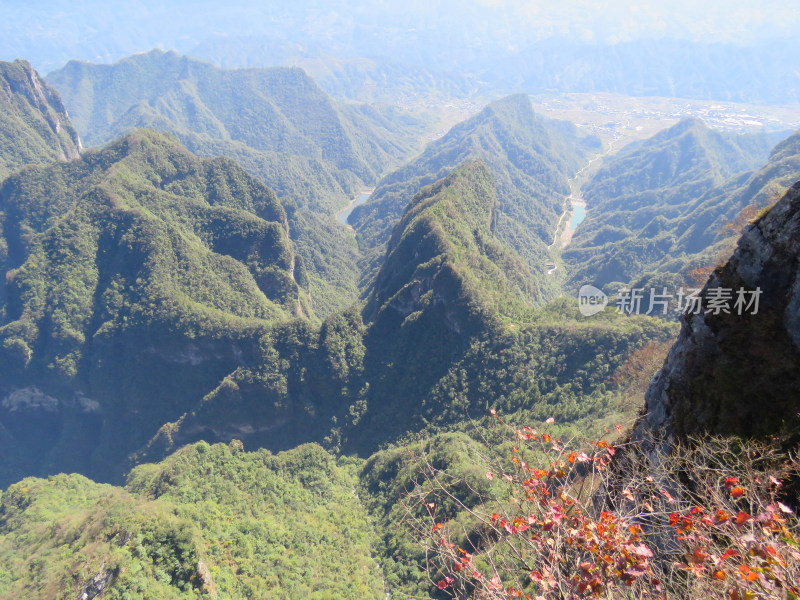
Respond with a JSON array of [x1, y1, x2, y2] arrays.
[[351, 94, 601, 293], [46, 49, 420, 185], [140, 162, 674, 467], [0, 129, 308, 485], [563, 119, 800, 290], [0, 60, 81, 180], [0, 442, 385, 599], [4, 20, 800, 599], [365, 161, 539, 328], [46, 50, 430, 315]]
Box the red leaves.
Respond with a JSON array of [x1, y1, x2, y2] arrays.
[[424, 421, 800, 600], [631, 543, 654, 558], [738, 565, 759, 582], [436, 576, 453, 590], [720, 548, 739, 561]]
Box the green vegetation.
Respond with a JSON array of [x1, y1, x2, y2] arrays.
[[136, 162, 676, 469], [0, 129, 309, 484], [564, 118, 800, 292], [46, 49, 431, 315], [0, 60, 81, 180], [351, 94, 601, 293], [0, 441, 385, 599], [366, 161, 542, 326]]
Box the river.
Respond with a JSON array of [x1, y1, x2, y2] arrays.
[[336, 190, 373, 226], [568, 200, 586, 231]]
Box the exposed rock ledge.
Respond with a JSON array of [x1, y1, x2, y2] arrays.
[[633, 180, 800, 453]]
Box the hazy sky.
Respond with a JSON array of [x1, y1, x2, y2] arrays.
[[470, 0, 800, 44], [1, 0, 798, 71]]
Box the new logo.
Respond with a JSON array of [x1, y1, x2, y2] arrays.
[[578, 285, 608, 317]]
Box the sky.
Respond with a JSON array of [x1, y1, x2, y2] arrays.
[[1, 0, 798, 72]]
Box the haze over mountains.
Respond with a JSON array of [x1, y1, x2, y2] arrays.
[[0, 4, 800, 596]]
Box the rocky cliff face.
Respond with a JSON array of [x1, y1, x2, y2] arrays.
[[0, 60, 81, 178], [634, 180, 800, 451]]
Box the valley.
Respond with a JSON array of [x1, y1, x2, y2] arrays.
[[0, 8, 799, 599]]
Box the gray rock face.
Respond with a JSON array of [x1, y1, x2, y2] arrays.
[[634, 180, 800, 451], [0, 59, 82, 177]]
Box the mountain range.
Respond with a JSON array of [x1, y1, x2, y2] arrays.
[[564, 118, 800, 291], [351, 93, 601, 295], [0, 45, 798, 600], [46, 49, 430, 315]]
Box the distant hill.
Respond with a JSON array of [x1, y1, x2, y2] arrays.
[[190, 35, 477, 104], [46, 50, 420, 184], [563, 119, 800, 291], [46, 50, 430, 315], [0, 129, 308, 485], [0, 60, 81, 180], [351, 94, 601, 293]]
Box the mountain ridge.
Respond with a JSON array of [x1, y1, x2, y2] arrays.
[[0, 59, 82, 179]]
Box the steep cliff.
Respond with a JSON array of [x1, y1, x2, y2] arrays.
[[634, 180, 800, 449], [0, 60, 81, 179]]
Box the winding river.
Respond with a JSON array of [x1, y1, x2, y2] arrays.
[[336, 190, 374, 226]]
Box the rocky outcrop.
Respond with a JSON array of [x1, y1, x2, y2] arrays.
[[77, 565, 117, 600], [634, 180, 800, 451], [0, 60, 81, 178]]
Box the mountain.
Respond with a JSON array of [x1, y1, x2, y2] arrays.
[[0, 60, 81, 180], [351, 93, 601, 291], [634, 180, 800, 448], [365, 161, 540, 329], [190, 35, 477, 104], [0, 441, 384, 599], [0, 129, 309, 485], [563, 119, 800, 291], [46, 49, 419, 184], [46, 49, 430, 315], [134, 163, 675, 465], [0, 152, 678, 599]]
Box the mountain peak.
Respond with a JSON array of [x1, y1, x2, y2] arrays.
[[366, 160, 538, 335]]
